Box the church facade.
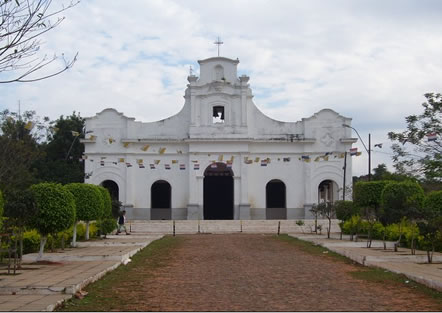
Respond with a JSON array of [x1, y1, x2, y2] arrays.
[[83, 56, 356, 220]]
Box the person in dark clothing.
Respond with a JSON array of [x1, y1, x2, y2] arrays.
[[116, 210, 130, 235]]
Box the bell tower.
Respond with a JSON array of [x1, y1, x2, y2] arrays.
[[186, 57, 252, 139]]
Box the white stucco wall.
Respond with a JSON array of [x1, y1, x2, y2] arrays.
[[83, 56, 356, 220]]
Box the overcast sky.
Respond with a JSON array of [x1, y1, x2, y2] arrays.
[[1, 0, 441, 176]]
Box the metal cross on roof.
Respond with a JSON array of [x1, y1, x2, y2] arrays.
[[214, 36, 223, 56]]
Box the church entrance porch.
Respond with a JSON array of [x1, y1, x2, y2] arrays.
[[203, 163, 234, 220]]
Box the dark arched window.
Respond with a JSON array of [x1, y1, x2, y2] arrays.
[[101, 180, 119, 201], [266, 179, 286, 208], [151, 180, 171, 209]]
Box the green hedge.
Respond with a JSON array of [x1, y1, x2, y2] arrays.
[[354, 180, 391, 209], [0, 189, 4, 218], [334, 200, 359, 221], [381, 181, 425, 224], [65, 183, 103, 222], [422, 190, 442, 220], [31, 183, 76, 236]]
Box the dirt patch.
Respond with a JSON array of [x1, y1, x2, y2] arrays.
[[30, 260, 64, 266], [108, 234, 441, 311]]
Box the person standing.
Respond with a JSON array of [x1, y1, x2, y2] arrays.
[[117, 210, 130, 235]]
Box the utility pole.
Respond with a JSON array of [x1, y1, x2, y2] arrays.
[[368, 133, 371, 181], [343, 152, 347, 201]]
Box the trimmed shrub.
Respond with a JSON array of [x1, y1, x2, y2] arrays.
[[31, 183, 76, 236], [98, 218, 117, 238], [30, 182, 76, 260], [65, 183, 104, 222], [22, 229, 40, 254], [96, 186, 112, 218], [381, 181, 425, 224]]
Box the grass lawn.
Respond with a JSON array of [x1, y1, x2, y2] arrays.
[[56, 235, 182, 312], [274, 234, 442, 305]]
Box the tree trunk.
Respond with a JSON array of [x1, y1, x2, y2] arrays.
[[72, 221, 77, 247], [19, 228, 23, 268], [394, 233, 403, 252], [37, 236, 47, 261], [85, 221, 90, 240], [314, 217, 318, 234], [382, 232, 387, 250], [427, 248, 433, 264], [411, 235, 415, 255], [327, 218, 331, 239]]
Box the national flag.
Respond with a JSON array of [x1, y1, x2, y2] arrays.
[[100, 161, 105, 166], [254, 157, 260, 162], [301, 155, 310, 160], [261, 160, 267, 167], [126, 163, 132, 168], [177, 150, 183, 154], [138, 163, 145, 168], [71, 131, 80, 137], [112, 162, 117, 165], [194, 163, 200, 170], [165, 164, 171, 170], [101, 157, 106, 160], [283, 157, 290, 162], [159, 147, 166, 154], [108, 138, 115, 144], [226, 162, 232, 168], [180, 164, 186, 170], [141, 144, 150, 151], [192, 160, 198, 163], [427, 132, 437, 141], [350, 148, 358, 156], [266, 158, 271, 163], [150, 164, 155, 169], [325, 152, 332, 156]]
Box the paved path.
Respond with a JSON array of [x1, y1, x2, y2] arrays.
[[112, 234, 442, 311], [0, 235, 162, 311]]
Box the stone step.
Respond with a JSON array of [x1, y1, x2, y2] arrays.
[[126, 219, 342, 234]]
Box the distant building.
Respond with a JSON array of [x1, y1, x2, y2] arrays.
[[83, 56, 356, 220]]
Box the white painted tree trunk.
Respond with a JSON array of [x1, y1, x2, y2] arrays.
[[37, 236, 47, 261], [85, 221, 90, 240], [72, 221, 78, 247]]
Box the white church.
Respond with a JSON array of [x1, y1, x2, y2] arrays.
[[82, 55, 357, 220]]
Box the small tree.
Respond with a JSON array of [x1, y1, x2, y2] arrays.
[[65, 183, 103, 245], [309, 204, 321, 234], [3, 189, 38, 266], [96, 186, 112, 218], [335, 201, 358, 239], [418, 191, 442, 263], [30, 183, 75, 260], [316, 202, 335, 239]]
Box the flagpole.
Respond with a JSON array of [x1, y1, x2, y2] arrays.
[[368, 133, 371, 181], [343, 152, 347, 201]]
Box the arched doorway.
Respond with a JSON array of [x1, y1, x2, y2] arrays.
[[151, 180, 171, 220], [101, 180, 119, 201], [266, 179, 287, 219], [318, 180, 338, 204], [203, 162, 234, 220]]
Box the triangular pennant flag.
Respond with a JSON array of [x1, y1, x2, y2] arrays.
[[118, 158, 125, 163], [137, 159, 144, 164], [229, 156, 234, 162], [172, 160, 178, 164], [141, 144, 150, 151], [159, 147, 166, 154], [154, 160, 161, 165], [254, 157, 260, 162], [218, 155, 223, 161], [108, 138, 115, 144], [314, 156, 320, 162], [356, 152, 362, 156], [123, 142, 130, 148], [71, 130, 80, 137]]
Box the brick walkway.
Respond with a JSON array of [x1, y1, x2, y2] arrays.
[[113, 234, 442, 311]]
